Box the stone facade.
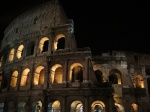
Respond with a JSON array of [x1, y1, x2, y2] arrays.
[[0, 0, 150, 112]]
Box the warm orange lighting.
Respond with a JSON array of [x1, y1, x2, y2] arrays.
[[8, 48, 15, 62], [10, 71, 18, 87]]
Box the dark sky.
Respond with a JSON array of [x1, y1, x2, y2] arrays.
[[1, 0, 150, 55]]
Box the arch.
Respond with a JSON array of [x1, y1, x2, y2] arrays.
[[135, 75, 144, 88], [17, 102, 26, 112], [114, 102, 125, 112], [47, 100, 61, 112], [26, 41, 35, 56], [32, 101, 42, 112], [8, 48, 15, 62], [91, 100, 105, 112], [69, 63, 83, 82], [38, 37, 49, 53], [57, 38, 65, 50], [0, 103, 4, 112], [10, 70, 19, 87], [131, 103, 139, 112], [20, 68, 30, 86], [53, 34, 65, 51], [16, 44, 24, 59], [50, 64, 63, 83], [33, 66, 45, 85], [109, 69, 122, 84], [70, 100, 83, 112], [94, 70, 103, 82]]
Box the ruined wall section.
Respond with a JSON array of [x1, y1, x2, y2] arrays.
[[1, 0, 69, 51]]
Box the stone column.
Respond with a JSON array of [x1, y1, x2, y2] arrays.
[[63, 59, 68, 83], [61, 96, 67, 112], [108, 97, 114, 112], [84, 96, 89, 112], [83, 56, 90, 82]]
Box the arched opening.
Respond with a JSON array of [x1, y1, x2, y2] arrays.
[[70, 100, 83, 112], [26, 41, 35, 56], [69, 63, 83, 82], [57, 38, 65, 50], [135, 75, 144, 88], [109, 69, 122, 84], [8, 48, 15, 62], [53, 34, 65, 52], [16, 44, 24, 59], [17, 102, 26, 112], [32, 101, 42, 112], [0, 103, 4, 112], [47, 100, 61, 112], [20, 68, 30, 86], [94, 70, 103, 82], [131, 103, 138, 112], [33, 66, 45, 85], [50, 64, 63, 84], [38, 37, 49, 53], [109, 74, 118, 84], [114, 102, 125, 112], [91, 100, 105, 112], [10, 70, 18, 87]]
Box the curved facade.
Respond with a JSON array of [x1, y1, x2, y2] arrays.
[[0, 0, 150, 112]]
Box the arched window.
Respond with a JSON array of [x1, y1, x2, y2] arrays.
[[47, 100, 61, 112], [16, 44, 24, 59], [8, 48, 15, 62], [32, 101, 42, 112], [38, 37, 49, 53], [0, 103, 4, 112], [50, 64, 63, 84], [91, 100, 105, 112], [71, 100, 83, 112], [10, 71, 18, 87], [109, 69, 122, 84], [33, 66, 45, 85], [131, 103, 139, 112], [114, 102, 125, 112], [20, 68, 30, 86], [94, 70, 103, 82], [53, 34, 65, 52], [26, 41, 35, 56], [57, 38, 65, 50], [69, 63, 83, 82], [135, 75, 144, 88]]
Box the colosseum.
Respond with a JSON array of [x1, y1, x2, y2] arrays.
[[0, 0, 150, 112]]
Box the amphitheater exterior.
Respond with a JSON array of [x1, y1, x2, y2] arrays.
[[0, 0, 150, 112]]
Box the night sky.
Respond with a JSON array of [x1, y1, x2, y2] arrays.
[[0, 0, 150, 55]]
